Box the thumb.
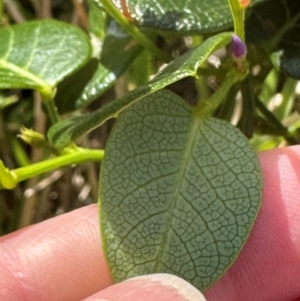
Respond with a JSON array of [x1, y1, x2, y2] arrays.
[[83, 273, 207, 301]]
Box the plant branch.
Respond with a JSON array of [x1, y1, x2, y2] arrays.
[[194, 65, 247, 119], [227, 0, 246, 42], [255, 98, 297, 144], [11, 148, 104, 186]]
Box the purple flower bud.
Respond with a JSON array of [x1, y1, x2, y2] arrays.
[[230, 34, 247, 59]]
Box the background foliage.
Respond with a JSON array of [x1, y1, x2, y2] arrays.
[[0, 0, 299, 256], [0, 0, 106, 233]]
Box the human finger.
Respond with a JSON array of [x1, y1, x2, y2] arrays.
[[1, 146, 300, 301], [0, 204, 112, 301], [205, 145, 300, 301], [82, 274, 207, 301]]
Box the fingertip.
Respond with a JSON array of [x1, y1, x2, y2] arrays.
[[205, 145, 300, 301], [0, 204, 113, 301], [83, 274, 207, 301]]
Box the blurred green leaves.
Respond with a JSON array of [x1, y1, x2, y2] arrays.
[[0, 20, 92, 99], [48, 32, 232, 148]]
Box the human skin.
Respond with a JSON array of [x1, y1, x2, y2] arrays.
[[0, 146, 300, 301]]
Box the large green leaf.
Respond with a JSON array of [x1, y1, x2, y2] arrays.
[[48, 32, 232, 148], [111, 0, 268, 34], [99, 89, 262, 291], [0, 20, 91, 98]]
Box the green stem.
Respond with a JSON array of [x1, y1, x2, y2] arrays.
[[133, 49, 152, 86], [274, 77, 298, 120], [238, 75, 255, 138], [216, 84, 240, 121], [194, 67, 246, 119], [227, 0, 245, 42], [11, 137, 31, 167], [12, 148, 104, 184], [255, 98, 296, 144], [44, 99, 60, 124], [98, 0, 171, 61], [192, 36, 210, 101]]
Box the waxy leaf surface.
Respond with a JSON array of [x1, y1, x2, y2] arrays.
[[99, 90, 262, 291], [111, 0, 267, 34], [0, 20, 91, 98]]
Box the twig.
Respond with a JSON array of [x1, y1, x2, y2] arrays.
[[4, 0, 26, 23]]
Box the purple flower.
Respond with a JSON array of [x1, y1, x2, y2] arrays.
[[230, 34, 247, 59]]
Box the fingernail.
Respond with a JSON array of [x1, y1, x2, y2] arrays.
[[125, 273, 207, 301]]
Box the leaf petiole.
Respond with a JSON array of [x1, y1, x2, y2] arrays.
[[44, 99, 60, 124], [227, 0, 248, 42], [194, 65, 248, 119], [0, 148, 104, 189]]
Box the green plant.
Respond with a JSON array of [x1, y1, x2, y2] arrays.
[[0, 0, 299, 293]]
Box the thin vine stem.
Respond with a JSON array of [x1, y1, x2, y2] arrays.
[[227, 0, 246, 42], [44, 100, 60, 124], [255, 98, 297, 144], [194, 66, 247, 119], [12, 148, 104, 185]]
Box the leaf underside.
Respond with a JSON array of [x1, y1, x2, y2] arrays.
[[99, 90, 262, 291]]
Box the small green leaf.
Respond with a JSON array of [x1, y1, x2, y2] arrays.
[[0, 20, 92, 98], [75, 34, 143, 110], [111, 0, 267, 34], [99, 89, 262, 291], [87, 0, 106, 40], [48, 32, 232, 148], [271, 47, 300, 80]]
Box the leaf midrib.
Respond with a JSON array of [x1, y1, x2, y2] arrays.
[[0, 59, 50, 90], [153, 113, 203, 271]]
